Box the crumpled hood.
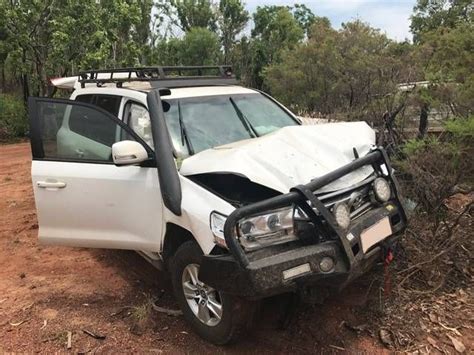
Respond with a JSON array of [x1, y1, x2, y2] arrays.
[[180, 122, 376, 194]]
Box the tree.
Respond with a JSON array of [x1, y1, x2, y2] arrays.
[[243, 5, 304, 88], [264, 19, 417, 143], [169, 0, 216, 32], [0, 0, 153, 99], [252, 5, 304, 53], [151, 37, 184, 66], [292, 3, 317, 36], [0, 13, 10, 91], [415, 22, 474, 118], [411, 0, 473, 42], [263, 22, 340, 114], [180, 27, 221, 65], [217, 0, 249, 64]]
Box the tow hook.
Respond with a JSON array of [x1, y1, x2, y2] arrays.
[[384, 248, 394, 265]]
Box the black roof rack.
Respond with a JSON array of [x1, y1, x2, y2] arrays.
[[78, 65, 238, 89]]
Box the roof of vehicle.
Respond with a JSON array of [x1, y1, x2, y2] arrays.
[[51, 66, 259, 100], [68, 83, 258, 100]]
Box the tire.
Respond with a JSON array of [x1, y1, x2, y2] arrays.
[[171, 241, 255, 345]]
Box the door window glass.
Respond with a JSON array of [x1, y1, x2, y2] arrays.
[[36, 100, 136, 162], [69, 105, 117, 146]]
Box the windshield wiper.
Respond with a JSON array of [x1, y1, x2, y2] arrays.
[[229, 97, 259, 137], [178, 100, 194, 155]]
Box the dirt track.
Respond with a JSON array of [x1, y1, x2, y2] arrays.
[[0, 142, 387, 353]]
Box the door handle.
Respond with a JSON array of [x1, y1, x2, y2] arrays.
[[37, 181, 67, 189]]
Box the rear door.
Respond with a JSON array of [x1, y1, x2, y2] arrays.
[[28, 97, 164, 251]]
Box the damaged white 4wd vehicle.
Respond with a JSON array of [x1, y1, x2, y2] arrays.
[[28, 66, 406, 344]]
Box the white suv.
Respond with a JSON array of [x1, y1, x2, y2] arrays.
[[28, 66, 406, 344]]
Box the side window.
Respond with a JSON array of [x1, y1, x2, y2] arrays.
[[94, 95, 121, 116], [75, 94, 94, 104], [75, 94, 121, 116], [125, 101, 154, 148], [35, 100, 137, 162]]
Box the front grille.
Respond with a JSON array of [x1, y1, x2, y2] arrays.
[[317, 175, 376, 220], [294, 175, 378, 244]]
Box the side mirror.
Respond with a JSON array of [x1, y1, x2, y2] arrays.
[[112, 140, 149, 166]]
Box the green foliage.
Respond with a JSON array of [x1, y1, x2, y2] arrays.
[[292, 4, 320, 35], [0, 0, 153, 97], [0, 0, 472, 146], [236, 5, 304, 88], [252, 6, 304, 51], [416, 22, 474, 117], [264, 20, 415, 125], [0, 94, 27, 138], [445, 115, 474, 138], [181, 27, 221, 65], [169, 0, 216, 32], [218, 0, 249, 63], [151, 27, 220, 66], [411, 0, 473, 43], [402, 136, 442, 155]]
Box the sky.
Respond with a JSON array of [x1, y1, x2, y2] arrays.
[[245, 0, 417, 41]]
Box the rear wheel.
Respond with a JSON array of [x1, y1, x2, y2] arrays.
[[171, 241, 255, 345]]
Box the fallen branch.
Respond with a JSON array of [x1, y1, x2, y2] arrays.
[[83, 329, 106, 340], [151, 302, 182, 317]]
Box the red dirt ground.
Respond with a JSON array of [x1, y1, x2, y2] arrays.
[[0, 142, 388, 353]]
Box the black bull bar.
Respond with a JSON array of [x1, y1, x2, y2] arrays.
[[222, 147, 407, 270]]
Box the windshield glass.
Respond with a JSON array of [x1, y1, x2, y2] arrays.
[[163, 93, 297, 156]]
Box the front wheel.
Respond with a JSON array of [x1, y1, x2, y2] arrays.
[[171, 241, 255, 344]]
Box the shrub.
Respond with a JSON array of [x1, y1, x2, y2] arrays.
[[0, 94, 28, 139]]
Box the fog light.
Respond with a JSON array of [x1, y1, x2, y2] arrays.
[[333, 203, 351, 230], [373, 177, 391, 202], [319, 256, 335, 273]]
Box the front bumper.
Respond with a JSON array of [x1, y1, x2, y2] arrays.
[[199, 148, 407, 298]]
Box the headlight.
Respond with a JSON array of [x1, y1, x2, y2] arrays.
[[210, 211, 228, 249], [238, 207, 296, 251], [373, 177, 391, 202], [333, 202, 351, 230]]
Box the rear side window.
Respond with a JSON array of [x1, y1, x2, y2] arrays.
[[75, 94, 94, 104], [33, 100, 137, 162], [94, 95, 121, 116], [75, 94, 121, 116]]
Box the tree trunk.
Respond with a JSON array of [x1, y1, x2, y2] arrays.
[[0, 63, 5, 93], [21, 50, 30, 105], [417, 103, 429, 139], [22, 73, 29, 104]]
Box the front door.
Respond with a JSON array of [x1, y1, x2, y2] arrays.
[[28, 97, 163, 251]]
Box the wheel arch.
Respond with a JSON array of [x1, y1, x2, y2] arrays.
[[162, 223, 198, 268]]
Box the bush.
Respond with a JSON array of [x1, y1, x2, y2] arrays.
[[445, 115, 474, 140], [0, 94, 28, 139], [393, 115, 473, 294], [398, 116, 474, 213]]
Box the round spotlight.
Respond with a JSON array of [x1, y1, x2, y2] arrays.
[[333, 203, 351, 230], [267, 214, 280, 230], [319, 256, 335, 273], [240, 221, 254, 235], [373, 177, 391, 202]]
